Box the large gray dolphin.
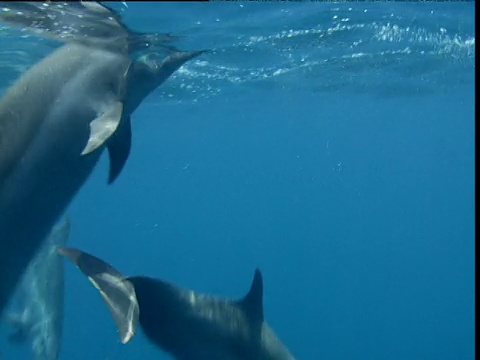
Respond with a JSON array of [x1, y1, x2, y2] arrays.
[[0, 2, 204, 313], [59, 247, 296, 360], [3, 218, 70, 360]]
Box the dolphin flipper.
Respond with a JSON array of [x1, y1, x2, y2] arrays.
[[81, 101, 124, 155], [58, 247, 139, 344], [107, 116, 131, 184]]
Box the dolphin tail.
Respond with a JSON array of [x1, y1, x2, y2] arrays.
[[58, 247, 139, 344]]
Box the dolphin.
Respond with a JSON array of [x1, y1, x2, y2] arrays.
[[0, 3, 204, 313], [58, 247, 295, 360], [3, 218, 70, 360], [0, 2, 178, 54]]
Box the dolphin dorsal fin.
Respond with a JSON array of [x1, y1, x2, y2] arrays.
[[239, 269, 264, 323]]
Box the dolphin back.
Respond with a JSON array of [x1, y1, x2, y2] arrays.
[[58, 247, 139, 344], [0, 1, 177, 54]]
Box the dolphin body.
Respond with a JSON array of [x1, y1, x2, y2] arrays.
[[59, 247, 295, 360], [3, 218, 70, 360], [0, 2, 203, 313]]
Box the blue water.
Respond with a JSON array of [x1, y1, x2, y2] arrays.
[[0, 2, 475, 360]]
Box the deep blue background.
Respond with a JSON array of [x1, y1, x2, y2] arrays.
[[0, 2, 475, 360]]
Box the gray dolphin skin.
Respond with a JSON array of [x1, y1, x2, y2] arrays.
[[0, 2, 203, 313], [58, 247, 295, 360], [3, 218, 70, 360]]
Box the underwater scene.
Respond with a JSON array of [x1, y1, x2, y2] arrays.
[[0, 2, 475, 360]]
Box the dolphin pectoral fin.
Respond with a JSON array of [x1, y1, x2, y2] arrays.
[[58, 247, 139, 344], [107, 116, 131, 184], [81, 101, 124, 156]]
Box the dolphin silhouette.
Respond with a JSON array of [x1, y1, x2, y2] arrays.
[[59, 247, 295, 360], [0, 3, 203, 313], [3, 219, 70, 360]]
